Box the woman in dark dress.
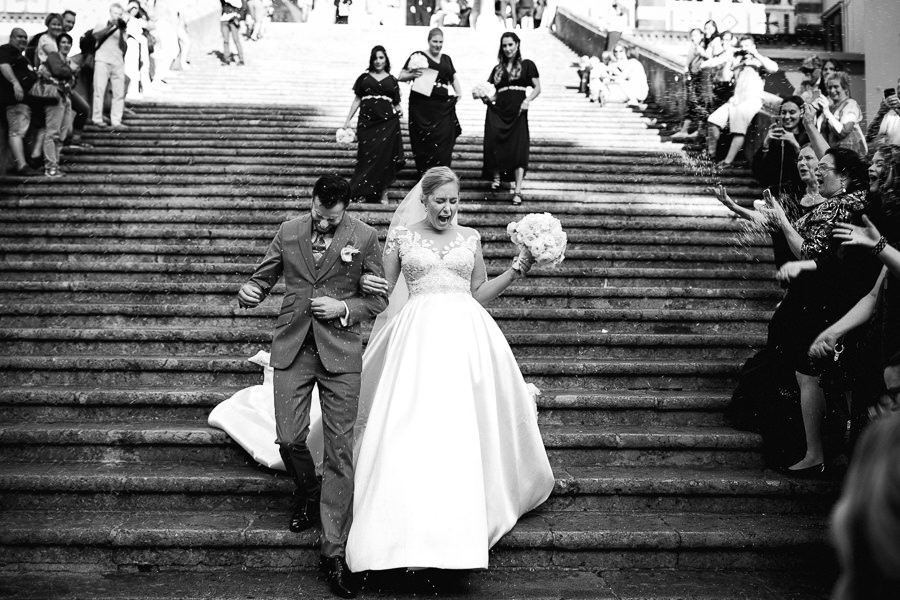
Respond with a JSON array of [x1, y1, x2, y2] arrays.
[[344, 45, 404, 204], [398, 27, 462, 175], [481, 32, 541, 206], [730, 148, 880, 475], [809, 145, 900, 434]]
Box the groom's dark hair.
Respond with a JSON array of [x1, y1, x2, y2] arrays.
[[312, 175, 351, 209]]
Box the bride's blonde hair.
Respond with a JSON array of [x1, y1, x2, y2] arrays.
[[421, 166, 460, 199]]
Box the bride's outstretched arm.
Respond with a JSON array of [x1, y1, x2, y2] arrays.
[[471, 238, 532, 306]]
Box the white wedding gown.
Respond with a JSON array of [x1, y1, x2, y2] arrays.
[[345, 226, 555, 572]]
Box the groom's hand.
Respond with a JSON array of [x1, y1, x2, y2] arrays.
[[311, 297, 347, 320], [238, 282, 264, 308]]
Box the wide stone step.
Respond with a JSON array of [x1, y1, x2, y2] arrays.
[[0, 508, 829, 572], [0, 189, 758, 212], [0, 304, 771, 336], [0, 463, 837, 515], [0, 262, 777, 289], [1, 177, 754, 199], [63, 135, 683, 154], [0, 242, 769, 269], [0, 281, 781, 310], [0, 208, 763, 234], [0, 569, 833, 600], [47, 164, 733, 186], [64, 145, 698, 166], [0, 222, 766, 247], [0, 422, 762, 468], [2, 327, 763, 363], [0, 386, 736, 427], [65, 155, 741, 181]]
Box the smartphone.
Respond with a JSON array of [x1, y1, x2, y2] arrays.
[[773, 116, 784, 128], [885, 88, 897, 98]]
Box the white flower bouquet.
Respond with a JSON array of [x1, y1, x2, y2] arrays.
[[471, 81, 496, 100], [335, 127, 356, 144], [407, 52, 429, 71], [507, 212, 568, 267]]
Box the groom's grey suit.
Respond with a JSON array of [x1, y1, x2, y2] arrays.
[[246, 211, 386, 558]]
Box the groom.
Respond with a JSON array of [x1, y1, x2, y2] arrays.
[[238, 174, 387, 598]]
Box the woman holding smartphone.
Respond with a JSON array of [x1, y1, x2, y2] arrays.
[[751, 95, 809, 198], [867, 80, 900, 146]]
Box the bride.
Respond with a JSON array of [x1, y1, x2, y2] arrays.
[[345, 166, 555, 572]]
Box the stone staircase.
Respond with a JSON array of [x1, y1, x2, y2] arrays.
[[0, 22, 835, 598]]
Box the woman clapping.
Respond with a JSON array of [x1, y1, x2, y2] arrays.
[[398, 28, 462, 175], [344, 46, 404, 204], [481, 32, 540, 206]]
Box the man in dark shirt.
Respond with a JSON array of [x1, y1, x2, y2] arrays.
[[1, 27, 39, 175]]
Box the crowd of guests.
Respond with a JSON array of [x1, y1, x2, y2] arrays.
[[666, 19, 779, 168], [1, 2, 190, 177], [713, 68, 900, 483], [575, 42, 648, 110], [342, 27, 540, 206]]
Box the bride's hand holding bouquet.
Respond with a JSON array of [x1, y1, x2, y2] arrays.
[[507, 213, 568, 272]]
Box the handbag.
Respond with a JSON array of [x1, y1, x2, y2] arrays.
[[28, 78, 59, 100]]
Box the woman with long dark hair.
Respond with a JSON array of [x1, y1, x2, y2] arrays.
[[751, 95, 810, 198], [398, 27, 462, 174], [481, 32, 540, 205], [343, 46, 404, 204]]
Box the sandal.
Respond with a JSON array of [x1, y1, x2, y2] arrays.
[[512, 193, 523, 206], [491, 175, 501, 192]]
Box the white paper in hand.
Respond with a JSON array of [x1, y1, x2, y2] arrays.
[[411, 68, 439, 97]]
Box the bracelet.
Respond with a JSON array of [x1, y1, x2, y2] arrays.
[[873, 236, 888, 256]]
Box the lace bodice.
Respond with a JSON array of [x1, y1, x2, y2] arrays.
[[385, 226, 479, 296]]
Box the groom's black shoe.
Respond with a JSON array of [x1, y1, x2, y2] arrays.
[[324, 556, 358, 599], [288, 497, 320, 533]]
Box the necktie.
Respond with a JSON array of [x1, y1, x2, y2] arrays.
[[312, 226, 336, 262]]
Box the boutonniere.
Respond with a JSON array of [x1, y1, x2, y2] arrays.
[[340, 245, 361, 263]]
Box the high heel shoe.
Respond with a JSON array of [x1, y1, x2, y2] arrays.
[[783, 463, 826, 479], [511, 193, 523, 206]]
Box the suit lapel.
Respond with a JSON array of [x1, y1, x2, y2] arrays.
[[297, 215, 317, 280], [315, 214, 355, 280]]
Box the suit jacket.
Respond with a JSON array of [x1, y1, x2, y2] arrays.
[[247, 213, 387, 373]]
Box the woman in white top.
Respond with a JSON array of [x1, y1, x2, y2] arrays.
[[610, 44, 648, 109], [815, 71, 867, 157]]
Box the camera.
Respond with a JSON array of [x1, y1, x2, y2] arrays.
[[885, 88, 897, 99]]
